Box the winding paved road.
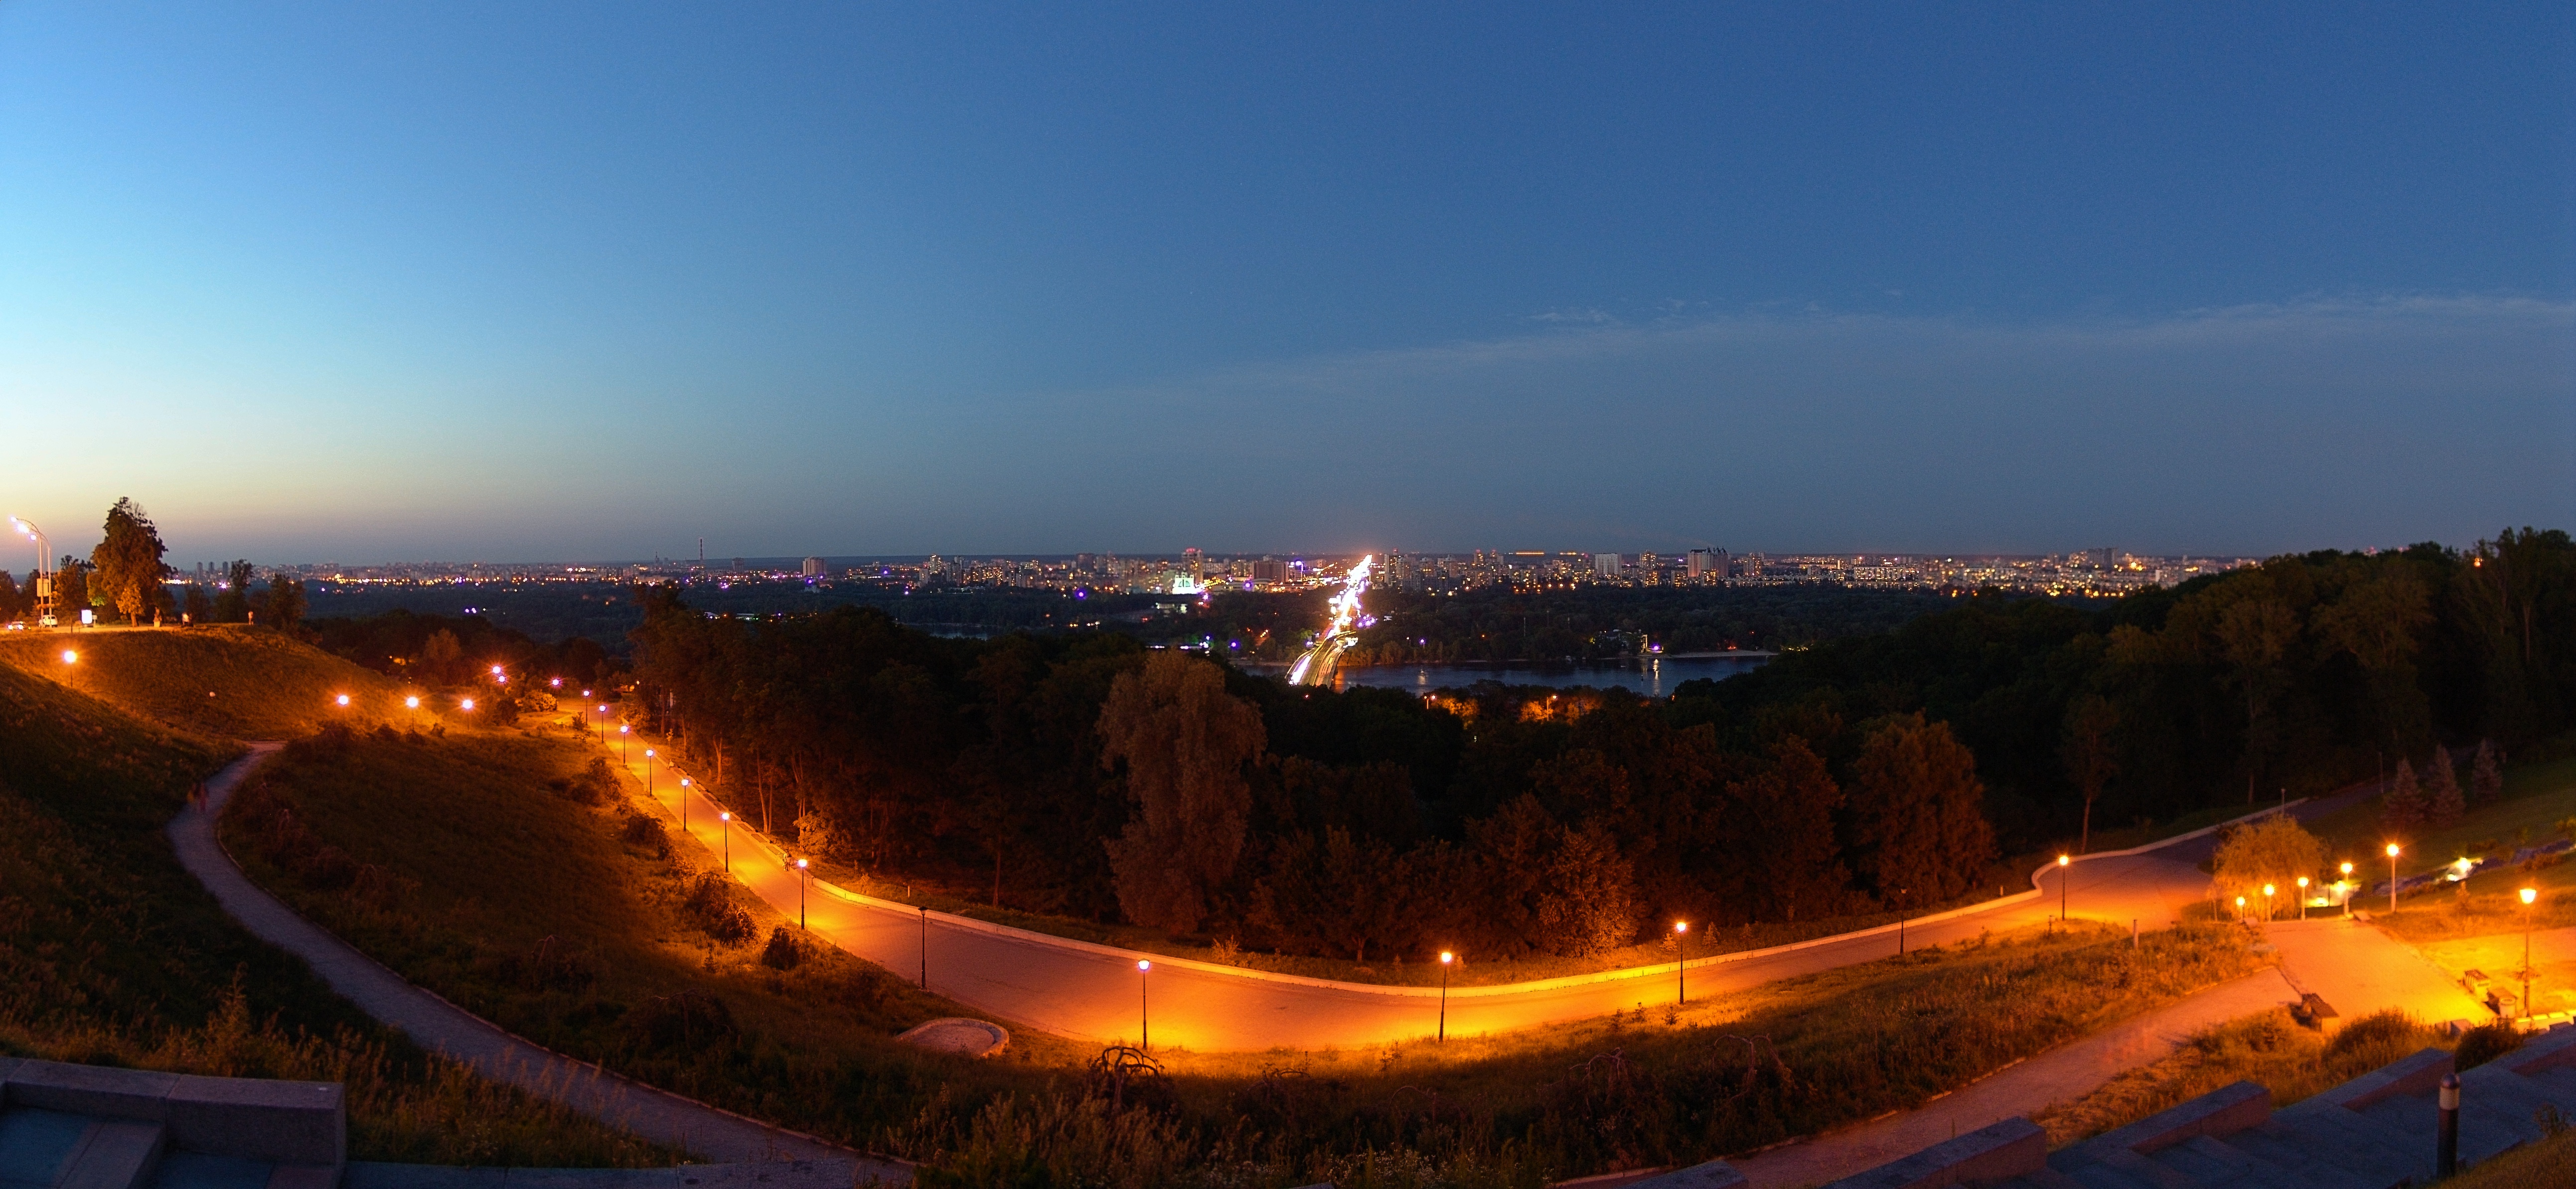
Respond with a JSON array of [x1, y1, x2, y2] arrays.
[[613, 729, 2364, 1051], [169, 744, 911, 1183]]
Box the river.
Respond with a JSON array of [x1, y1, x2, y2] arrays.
[[1279, 652, 1774, 696]]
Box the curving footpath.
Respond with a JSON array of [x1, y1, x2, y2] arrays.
[[613, 727, 2380, 1051], [168, 745, 913, 1185]]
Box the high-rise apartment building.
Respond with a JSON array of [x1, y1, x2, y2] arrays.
[[1592, 552, 1623, 578], [801, 556, 825, 578]]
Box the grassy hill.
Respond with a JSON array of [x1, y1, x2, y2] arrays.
[[0, 637, 663, 1166], [0, 626, 423, 740]]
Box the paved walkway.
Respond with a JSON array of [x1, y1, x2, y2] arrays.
[[2265, 916, 2491, 1027], [1729, 968, 2302, 1188], [167, 745, 912, 1184]]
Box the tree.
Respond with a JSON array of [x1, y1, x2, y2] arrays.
[[1847, 713, 1997, 904], [2380, 761, 2426, 834], [2060, 694, 2120, 854], [214, 561, 253, 622], [2216, 596, 2300, 803], [89, 498, 170, 625], [2424, 745, 2464, 828], [1534, 823, 1637, 956], [55, 562, 89, 620], [420, 629, 464, 683], [1724, 736, 1848, 923], [2212, 814, 2327, 918], [2316, 566, 2433, 750], [2471, 740, 2505, 809], [182, 584, 212, 624], [0, 569, 19, 618], [263, 572, 307, 631], [1096, 652, 1265, 934]]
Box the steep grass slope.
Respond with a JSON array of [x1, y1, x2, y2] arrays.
[[0, 626, 420, 740], [0, 658, 664, 1166]]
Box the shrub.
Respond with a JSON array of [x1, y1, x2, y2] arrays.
[[2454, 1022, 2523, 1072], [615, 809, 668, 856], [759, 925, 805, 970], [683, 874, 755, 944], [624, 990, 736, 1051]]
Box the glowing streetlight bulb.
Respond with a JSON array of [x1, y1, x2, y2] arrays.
[[1439, 951, 1453, 964], [2524, 888, 2540, 906], [490, 665, 504, 676], [459, 698, 475, 711], [2387, 843, 2401, 858], [60, 649, 76, 664], [405, 696, 419, 709], [1137, 959, 1150, 972], [335, 694, 350, 706], [550, 677, 562, 688]]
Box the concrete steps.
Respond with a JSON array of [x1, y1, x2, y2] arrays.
[[51, 1121, 164, 1189]]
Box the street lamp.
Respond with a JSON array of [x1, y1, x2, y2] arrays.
[[679, 777, 690, 832], [2058, 854, 2072, 924], [2341, 861, 2355, 917], [1673, 922, 1690, 1005], [2263, 884, 2276, 922], [2388, 843, 2402, 914], [2235, 895, 2247, 921], [619, 723, 630, 761], [2522, 887, 2540, 1025], [11, 517, 54, 627], [1137, 959, 1152, 1050], [1437, 951, 1454, 1041], [719, 811, 731, 872], [2296, 876, 2310, 921], [645, 748, 655, 797], [795, 858, 810, 928], [596, 705, 607, 741]]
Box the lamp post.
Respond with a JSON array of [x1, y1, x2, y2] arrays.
[[2341, 862, 2355, 916], [1137, 960, 1152, 1050], [719, 811, 731, 872], [919, 906, 929, 989], [2058, 854, 2072, 924], [1673, 922, 1689, 1005], [795, 858, 809, 929], [619, 724, 630, 762], [2263, 884, 2275, 922], [2522, 887, 2539, 1025], [2296, 877, 2310, 921], [1437, 951, 1454, 1041], [596, 704, 608, 742], [1897, 889, 1910, 956], [11, 517, 54, 627], [404, 695, 420, 729], [2235, 895, 2247, 921], [679, 777, 691, 832], [2387, 844, 2402, 914], [645, 748, 655, 798]]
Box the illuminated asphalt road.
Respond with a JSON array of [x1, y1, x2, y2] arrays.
[[608, 727, 2344, 1051]]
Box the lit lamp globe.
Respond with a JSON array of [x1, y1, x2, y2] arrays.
[[405, 696, 419, 710], [60, 650, 76, 664], [335, 694, 350, 707], [2526, 888, 2541, 906], [459, 698, 475, 711]]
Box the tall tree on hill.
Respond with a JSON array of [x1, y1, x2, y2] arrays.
[[214, 561, 253, 622], [263, 572, 307, 631], [89, 498, 169, 625], [2424, 745, 2464, 828], [2379, 761, 2426, 835], [2060, 694, 2120, 854], [1727, 736, 1848, 922], [1097, 651, 1265, 934], [0, 569, 19, 617], [2316, 566, 2433, 752], [55, 560, 89, 621], [2216, 595, 2300, 804], [2470, 740, 2504, 809], [1847, 713, 1996, 904]]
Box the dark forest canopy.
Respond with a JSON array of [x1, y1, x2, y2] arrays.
[[621, 530, 2574, 963]]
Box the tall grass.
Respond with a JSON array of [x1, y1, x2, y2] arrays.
[[2032, 1009, 2450, 1145]]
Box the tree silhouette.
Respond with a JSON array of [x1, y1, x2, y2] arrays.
[[1848, 713, 1995, 904], [2060, 694, 2120, 854], [1097, 652, 1265, 933], [2424, 745, 2464, 828], [89, 498, 168, 625]]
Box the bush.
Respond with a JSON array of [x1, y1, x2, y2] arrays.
[[624, 990, 735, 1051], [615, 809, 668, 856], [2454, 1022, 2523, 1072], [759, 925, 805, 970], [684, 874, 755, 944]]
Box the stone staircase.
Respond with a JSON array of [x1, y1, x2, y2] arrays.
[[1792, 1023, 2576, 1189], [0, 1056, 342, 1189]]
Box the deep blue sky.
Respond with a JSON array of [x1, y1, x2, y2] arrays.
[[3, 3, 2570, 563]]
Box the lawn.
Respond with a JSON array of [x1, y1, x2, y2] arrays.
[[2293, 743, 2576, 941], [235, 720, 2269, 1186], [0, 625, 422, 740], [0, 657, 664, 1167]]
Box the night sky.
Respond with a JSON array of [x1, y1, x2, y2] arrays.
[[4, 4, 2569, 562]]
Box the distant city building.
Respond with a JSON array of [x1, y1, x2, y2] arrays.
[[1250, 558, 1289, 584], [801, 556, 825, 578], [1592, 552, 1623, 578], [1685, 548, 1732, 580]]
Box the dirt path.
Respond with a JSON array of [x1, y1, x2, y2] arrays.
[[168, 744, 912, 1184]]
